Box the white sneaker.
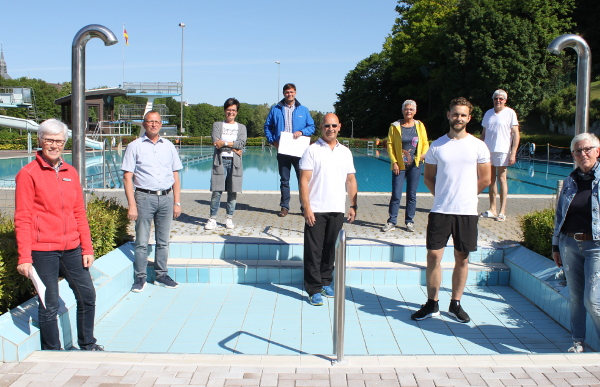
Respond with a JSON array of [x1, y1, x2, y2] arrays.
[[382, 223, 395, 232], [406, 222, 415, 232], [225, 218, 235, 229], [205, 218, 217, 230], [568, 341, 585, 353]]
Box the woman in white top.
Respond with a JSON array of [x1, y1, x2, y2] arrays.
[[205, 98, 247, 230]]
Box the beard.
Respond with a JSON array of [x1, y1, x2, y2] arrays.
[[449, 120, 467, 132]]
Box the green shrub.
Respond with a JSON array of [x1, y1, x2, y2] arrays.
[[520, 208, 555, 260], [0, 216, 34, 313], [86, 195, 130, 257]]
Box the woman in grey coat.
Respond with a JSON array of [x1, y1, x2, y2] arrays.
[[205, 98, 247, 230]]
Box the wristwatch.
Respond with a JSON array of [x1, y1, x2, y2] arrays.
[[350, 205, 358, 210], [174, 202, 181, 206]]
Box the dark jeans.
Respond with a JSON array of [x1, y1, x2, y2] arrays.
[[303, 212, 344, 296], [277, 153, 301, 210], [387, 163, 422, 225], [32, 246, 97, 350]]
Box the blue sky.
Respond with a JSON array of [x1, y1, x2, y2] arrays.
[[1, 1, 398, 113]]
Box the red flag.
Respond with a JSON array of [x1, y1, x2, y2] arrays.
[[123, 28, 129, 46]]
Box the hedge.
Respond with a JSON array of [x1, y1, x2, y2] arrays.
[[0, 196, 130, 314], [520, 208, 555, 260]]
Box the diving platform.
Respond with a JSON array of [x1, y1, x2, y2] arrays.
[[0, 87, 33, 108]]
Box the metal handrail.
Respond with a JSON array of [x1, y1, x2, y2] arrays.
[[332, 229, 348, 365]]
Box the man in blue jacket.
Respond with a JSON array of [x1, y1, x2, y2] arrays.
[[264, 83, 315, 217]]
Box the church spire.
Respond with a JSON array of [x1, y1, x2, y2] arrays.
[[0, 43, 12, 80]]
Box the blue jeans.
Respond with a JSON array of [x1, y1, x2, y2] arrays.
[[559, 233, 600, 342], [32, 246, 97, 350], [277, 153, 301, 210], [387, 163, 422, 225], [134, 190, 173, 279], [210, 157, 237, 217]]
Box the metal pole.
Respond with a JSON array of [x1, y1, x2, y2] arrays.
[[102, 139, 106, 188], [332, 229, 348, 366], [72, 24, 118, 188], [547, 34, 592, 135], [179, 23, 185, 134]]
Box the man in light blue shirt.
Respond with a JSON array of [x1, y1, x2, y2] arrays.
[[122, 111, 183, 293]]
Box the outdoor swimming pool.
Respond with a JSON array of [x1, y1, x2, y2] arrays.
[[0, 147, 572, 194]]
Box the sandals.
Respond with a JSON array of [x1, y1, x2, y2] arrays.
[[480, 210, 497, 219], [496, 214, 506, 222]]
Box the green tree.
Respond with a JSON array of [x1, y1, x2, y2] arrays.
[[437, 0, 574, 122], [334, 51, 400, 138]]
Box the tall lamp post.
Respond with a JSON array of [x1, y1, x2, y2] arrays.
[[72, 24, 118, 189], [179, 23, 185, 134], [275, 61, 280, 102], [350, 117, 354, 139]]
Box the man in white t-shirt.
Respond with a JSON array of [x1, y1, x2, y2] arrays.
[[411, 97, 491, 323], [299, 113, 358, 306], [480, 89, 520, 222]]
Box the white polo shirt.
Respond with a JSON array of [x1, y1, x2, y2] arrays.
[[300, 138, 356, 213]]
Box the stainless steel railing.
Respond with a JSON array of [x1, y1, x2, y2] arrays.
[[332, 229, 347, 365]]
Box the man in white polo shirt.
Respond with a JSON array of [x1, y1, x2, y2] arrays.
[[480, 89, 520, 222], [299, 113, 358, 306]]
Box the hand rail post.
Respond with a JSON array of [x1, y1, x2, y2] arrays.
[[332, 229, 348, 366]]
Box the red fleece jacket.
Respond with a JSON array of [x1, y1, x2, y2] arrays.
[[15, 152, 94, 264]]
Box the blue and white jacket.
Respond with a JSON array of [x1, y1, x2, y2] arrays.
[[553, 166, 600, 246], [263, 99, 315, 144]]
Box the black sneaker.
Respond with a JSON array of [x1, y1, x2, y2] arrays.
[[155, 275, 179, 289], [411, 300, 440, 320], [131, 277, 146, 293], [448, 302, 471, 323], [81, 343, 104, 351]]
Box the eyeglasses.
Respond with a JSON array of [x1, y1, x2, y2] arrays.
[[225, 109, 238, 113], [323, 124, 339, 128], [144, 120, 161, 124], [42, 138, 66, 146], [573, 146, 597, 156], [494, 97, 505, 101]]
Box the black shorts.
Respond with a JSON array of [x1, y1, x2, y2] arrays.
[[426, 213, 478, 253]]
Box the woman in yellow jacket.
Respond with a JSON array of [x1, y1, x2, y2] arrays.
[[382, 100, 429, 232]]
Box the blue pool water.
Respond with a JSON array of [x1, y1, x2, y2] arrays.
[[0, 147, 572, 194]]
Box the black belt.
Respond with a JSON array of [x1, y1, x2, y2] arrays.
[[566, 232, 594, 241], [136, 188, 172, 196]]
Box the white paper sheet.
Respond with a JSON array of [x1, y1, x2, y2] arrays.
[[277, 132, 311, 158], [30, 267, 46, 308]]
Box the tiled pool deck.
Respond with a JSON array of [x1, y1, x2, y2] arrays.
[[4, 190, 600, 386]]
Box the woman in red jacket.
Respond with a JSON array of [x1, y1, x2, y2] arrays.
[[14, 119, 102, 351]]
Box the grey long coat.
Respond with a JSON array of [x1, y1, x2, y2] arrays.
[[210, 121, 247, 192]]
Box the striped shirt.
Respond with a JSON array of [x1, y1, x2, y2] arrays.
[[284, 103, 295, 133]]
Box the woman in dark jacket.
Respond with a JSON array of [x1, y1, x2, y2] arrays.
[[204, 98, 247, 230]]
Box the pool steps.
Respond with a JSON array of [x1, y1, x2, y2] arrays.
[[0, 241, 598, 361]]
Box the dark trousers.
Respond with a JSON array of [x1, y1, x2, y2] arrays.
[[32, 246, 97, 350], [303, 212, 344, 296], [277, 153, 301, 210]]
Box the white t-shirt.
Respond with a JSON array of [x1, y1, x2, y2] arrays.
[[425, 134, 490, 215], [300, 138, 356, 213], [220, 122, 239, 157], [482, 107, 519, 153]]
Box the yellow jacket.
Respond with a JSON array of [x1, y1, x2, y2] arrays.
[[386, 120, 429, 170]]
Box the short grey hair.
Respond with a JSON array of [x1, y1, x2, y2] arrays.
[[402, 100, 417, 110], [493, 89, 508, 100], [571, 132, 600, 152], [37, 119, 69, 146]]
